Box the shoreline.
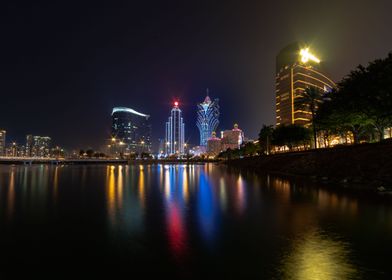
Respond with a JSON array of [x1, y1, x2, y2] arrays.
[[0, 158, 219, 165], [225, 140, 392, 192]]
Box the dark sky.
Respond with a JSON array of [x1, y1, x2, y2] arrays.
[[1, 0, 392, 150]]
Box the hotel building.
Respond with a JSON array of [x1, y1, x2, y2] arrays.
[[275, 42, 336, 127], [111, 107, 152, 155], [165, 101, 185, 155], [196, 91, 220, 147]]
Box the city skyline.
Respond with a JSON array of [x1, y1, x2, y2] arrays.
[[1, 1, 392, 149]]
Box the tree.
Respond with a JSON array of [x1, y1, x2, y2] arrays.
[[272, 125, 311, 151], [258, 125, 274, 155], [242, 142, 259, 157], [336, 53, 392, 141], [295, 86, 323, 148], [315, 90, 372, 145], [86, 149, 94, 158]]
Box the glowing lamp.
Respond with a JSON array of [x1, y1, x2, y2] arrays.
[[174, 101, 179, 107], [299, 48, 320, 64]]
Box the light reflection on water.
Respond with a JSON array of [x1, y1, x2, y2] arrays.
[[279, 229, 359, 280], [0, 164, 392, 278]]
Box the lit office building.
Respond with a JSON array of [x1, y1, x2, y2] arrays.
[[0, 130, 5, 156], [165, 101, 185, 155], [25, 135, 51, 157], [111, 107, 152, 155], [221, 124, 244, 151], [275, 42, 336, 127], [196, 91, 219, 147]]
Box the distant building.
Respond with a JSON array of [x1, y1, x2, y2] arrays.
[[26, 134, 33, 157], [0, 130, 5, 156], [189, 146, 205, 157], [207, 132, 222, 157], [276, 42, 335, 127], [221, 124, 244, 151], [196, 91, 219, 147], [25, 135, 51, 157], [111, 107, 152, 155], [165, 101, 185, 155]]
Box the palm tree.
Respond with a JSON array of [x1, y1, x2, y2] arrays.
[[295, 87, 323, 148], [258, 125, 274, 155]]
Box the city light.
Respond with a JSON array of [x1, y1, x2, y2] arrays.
[[174, 101, 179, 107], [299, 48, 320, 64]]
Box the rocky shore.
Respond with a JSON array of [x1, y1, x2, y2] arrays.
[[226, 139, 392, 191]]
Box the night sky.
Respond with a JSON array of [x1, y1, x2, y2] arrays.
[[1, 0, 392, 150]]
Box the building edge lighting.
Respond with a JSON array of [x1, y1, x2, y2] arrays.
[[112, 107, 150, 118]]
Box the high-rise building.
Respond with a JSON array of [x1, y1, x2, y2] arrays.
[[26, 134, 33, 157], [111, 107, 152, 155], [275, 42, 336, 127], [165, 101, 185, 155], [25, 135, 51, 157], [196, 91, 220, 147], [0, 130, 6, 156]]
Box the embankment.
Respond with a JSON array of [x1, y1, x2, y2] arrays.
[[227, 140, 392, 190]]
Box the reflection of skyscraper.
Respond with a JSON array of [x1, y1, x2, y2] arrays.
[[197, 91, 219, 147], [0, 130, 6, 156], [165, 101, 185, 155], [276, 42, 335, 127], [111, 107, 152, 154]]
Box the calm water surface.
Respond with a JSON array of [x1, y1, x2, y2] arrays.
[[0, 164, 392, 279]]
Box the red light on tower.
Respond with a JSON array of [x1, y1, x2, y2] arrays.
[[174, 101, 179, 107]]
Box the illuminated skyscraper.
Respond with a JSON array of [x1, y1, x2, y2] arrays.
[[197, 91, 219, 147], [165, 101, 185, 155], [25, 135, 51, 157], [275, 42, 336, 127], [111, 107, 151, 154], [0, 130, 5, 156]]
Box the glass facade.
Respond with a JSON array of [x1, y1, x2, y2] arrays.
[[197, 94, 219, 147], [276, 42, 336, 127], [111, 107, 151, 154]]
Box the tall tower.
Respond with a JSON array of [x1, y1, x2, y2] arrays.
[[196, 89, 220, 147], [165, 101, 185, 155], [275, 42, 335, 127]]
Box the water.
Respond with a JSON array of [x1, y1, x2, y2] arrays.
[[0, 164, 392, 279]]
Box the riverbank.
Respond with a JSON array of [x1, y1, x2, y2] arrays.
[[226, 139, 392, 191], [0, 157, 219, 165]]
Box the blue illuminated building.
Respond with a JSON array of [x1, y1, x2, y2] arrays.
[[196, 90, 220, 147]]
